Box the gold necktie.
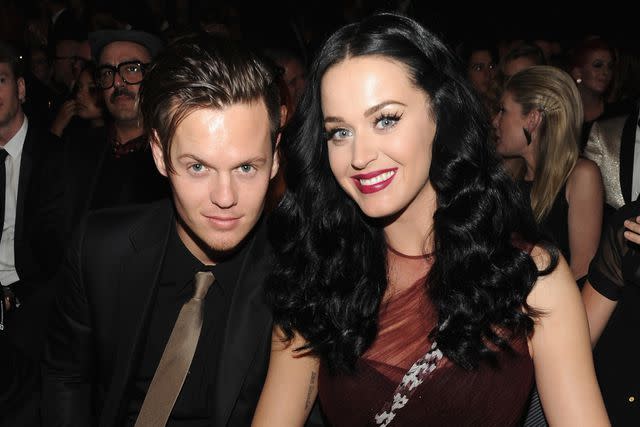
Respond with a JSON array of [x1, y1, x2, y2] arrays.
[[135, 271, 215, 427]]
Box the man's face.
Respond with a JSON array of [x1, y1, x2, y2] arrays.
[[152, 101, 279, 264], [0, 63, 25, 131], [72, 40, 91, 80], [98, 41, 151, 125], [53, 40, 79, 89]]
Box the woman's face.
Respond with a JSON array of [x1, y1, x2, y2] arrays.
[[492, 91, 529, 158], [74, 69, 102, 120], [467, 50, 496, 95], [321, 55, 437, 220], [575, 49, 613, 95]]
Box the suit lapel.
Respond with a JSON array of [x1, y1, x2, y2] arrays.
[[620, 105, 640, 203], [14, 124, 35, 246], [100, 200, 174, 427], [214, 222, 273, 425]]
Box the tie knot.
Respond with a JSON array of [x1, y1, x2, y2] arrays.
[[0, 149, 8, 162], [193, 271, 215, 300]]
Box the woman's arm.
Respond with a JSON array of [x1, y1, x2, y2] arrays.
[[581, 281, 618, 346], [252, 327, 320, 427], [527, 247, 610, 426], [566, 158, 604, 281]]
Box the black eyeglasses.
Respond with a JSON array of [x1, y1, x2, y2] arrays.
[[95, 61, 148, 89]]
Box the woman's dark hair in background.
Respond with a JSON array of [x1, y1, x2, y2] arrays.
[[267, 13, 557, 373]]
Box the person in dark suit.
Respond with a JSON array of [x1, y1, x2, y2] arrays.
[[0, 41, 65, 426], [61, 29, 169, 237], [42, 33, 282, 426], [583, 200, 640, 425]]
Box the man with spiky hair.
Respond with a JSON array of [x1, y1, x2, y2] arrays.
[[42, 33, 283, 426]]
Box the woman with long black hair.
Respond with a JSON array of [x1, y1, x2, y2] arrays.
[[252, 13, 608, 427]]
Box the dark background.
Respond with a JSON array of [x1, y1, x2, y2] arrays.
[[3, 0, 636, 56]]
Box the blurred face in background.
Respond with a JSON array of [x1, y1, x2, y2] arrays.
[[573, 49, 613, 96], [72, 41, 91, 80], [502, 57, 537, 82], [53, 40, 79, 89], [74, 68, 102, 121], [30, 48, 51, 84], [281, 57, 306, 111], [467, 50, 496, 95]]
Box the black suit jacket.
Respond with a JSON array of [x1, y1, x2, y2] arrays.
[[42, 200, 273, 427], [62, 126, 169, 238], [590, 201, 640, 425], [13, 121, 66, 286], [0, 121, 65, 412]]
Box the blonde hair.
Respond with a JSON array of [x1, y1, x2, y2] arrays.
[[505, 65, 582, 222]]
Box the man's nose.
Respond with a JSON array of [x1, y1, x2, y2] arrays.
[[210, 174, 238, 209]]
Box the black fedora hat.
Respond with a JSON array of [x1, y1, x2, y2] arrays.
[[89, 30, 164, 61]]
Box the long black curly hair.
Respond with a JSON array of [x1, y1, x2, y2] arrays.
[[267, 12, 557, 373]]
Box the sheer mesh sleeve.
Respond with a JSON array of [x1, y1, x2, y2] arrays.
[[588, 202, 640, 300]]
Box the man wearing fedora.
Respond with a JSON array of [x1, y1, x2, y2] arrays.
[[61, 29, 169, 235]]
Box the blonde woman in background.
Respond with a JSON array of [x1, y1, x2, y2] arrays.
[[493, 66, 604, 284]]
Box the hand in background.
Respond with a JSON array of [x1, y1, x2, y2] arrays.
[[623, 216, 640, 245], [50, 100, 77, 137]]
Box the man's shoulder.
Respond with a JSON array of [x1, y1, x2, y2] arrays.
[[82, 199, 172, 246]]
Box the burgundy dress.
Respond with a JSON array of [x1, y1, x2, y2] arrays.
[[318, 249, 534, 427]]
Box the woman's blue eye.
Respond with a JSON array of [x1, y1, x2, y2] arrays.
[[327, 128, 352, 141], [239, 165, 254, 173], [191, 163, 204, 172], [374, 114, 402, 130]]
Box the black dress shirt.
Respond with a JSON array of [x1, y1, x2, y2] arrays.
[[125, 221, 252, 426]]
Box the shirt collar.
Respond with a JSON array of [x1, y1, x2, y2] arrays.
[[4, 116, 28, 158], [165, 218, 258, 296]]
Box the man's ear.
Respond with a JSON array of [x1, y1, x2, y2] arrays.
[[17, 77, 25, 104], [270, 133, 281, 180], [150, 130, 168, 177]]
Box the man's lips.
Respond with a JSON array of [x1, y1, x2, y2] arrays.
[[351, 168, 397, 194], [203, 215, 242, 230]]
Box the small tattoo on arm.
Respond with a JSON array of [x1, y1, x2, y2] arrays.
[[304, 371, 318, 410]]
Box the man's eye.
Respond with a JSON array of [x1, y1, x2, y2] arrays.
[[190, 163, 205, 173], [239, 165, 255, 173]]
